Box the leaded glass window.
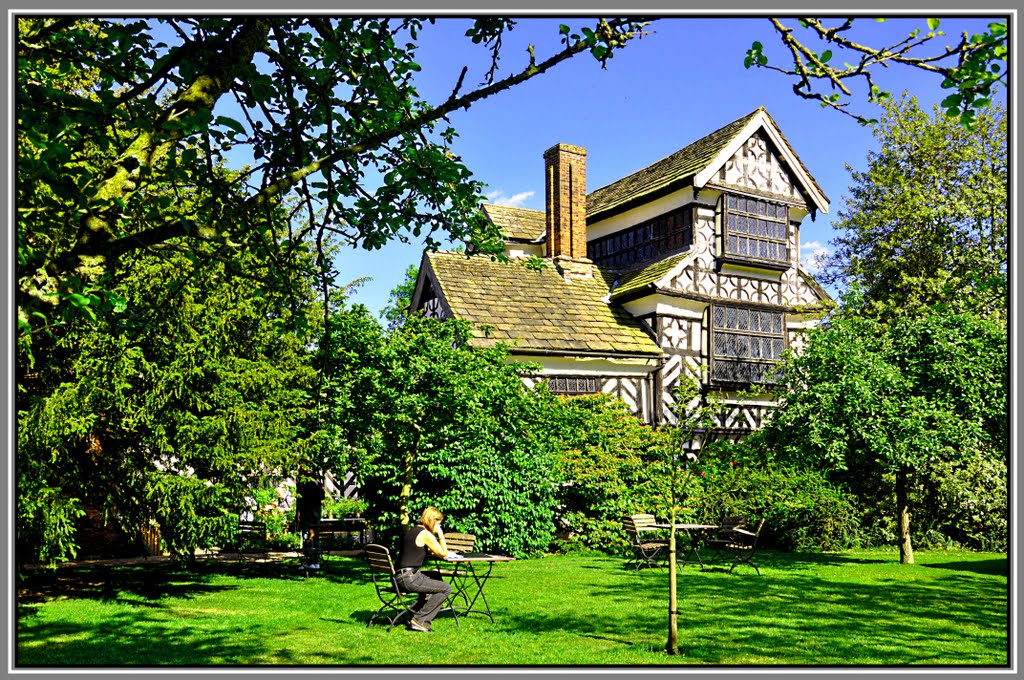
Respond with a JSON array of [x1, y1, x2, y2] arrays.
[[722, 194, 789, 266], [547, 376, 600, 395], [588, 207, 692, 269], [710, 304, 785, 385]]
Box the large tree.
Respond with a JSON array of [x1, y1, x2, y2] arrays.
[[15, 17, 650, 336], [750, 290, 1007, 564], [820, 95, 1007, 320], [17, 240, 322, 564]]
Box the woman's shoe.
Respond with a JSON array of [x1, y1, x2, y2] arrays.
[[407, 619, 433, 633]]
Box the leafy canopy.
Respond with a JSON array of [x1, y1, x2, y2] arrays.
[[821, 94, 1007, 320], [745, 17, 1007, 127]]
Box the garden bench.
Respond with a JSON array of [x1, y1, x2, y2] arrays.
[[315, 517, 370, 556]]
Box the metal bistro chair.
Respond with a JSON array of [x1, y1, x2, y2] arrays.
[[623, 514, 669, 570], [706, 517, 766, 575], [706, 515, 748, 563], [364, 544, 459, 631]]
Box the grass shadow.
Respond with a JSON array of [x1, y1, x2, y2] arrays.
[[17, 562, 235, 606], [920, 559, 1007, 577], [493, 552, 1007, 665], [16, 607, 263, 667]]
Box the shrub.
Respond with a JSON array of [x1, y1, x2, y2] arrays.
[[917, 453, 1007, 552], [683, 441, 862, 552], [333, 313, 562, 558], [323, 495, 368, 519], [547, 394, 671, 556]]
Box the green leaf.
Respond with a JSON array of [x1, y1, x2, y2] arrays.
[[108, 292, 128, 313], [559, 24, 570, 35], [927, 18, 941, 31], [215, 116, 246, 136], [941, 94, 963, 108], [820, 50, 832, 64]]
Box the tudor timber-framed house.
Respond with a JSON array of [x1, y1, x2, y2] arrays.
[[410, 107, 833, 442]]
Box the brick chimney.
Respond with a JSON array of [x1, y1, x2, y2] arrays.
[[544, 143, 592, 279]]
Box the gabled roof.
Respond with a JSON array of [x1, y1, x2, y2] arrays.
[[587, 107, 829, 222], [796, 266, 835, 306], [481, 204, 546, 242], [421, 251, 662, 357], [609, 252, 692, 301]]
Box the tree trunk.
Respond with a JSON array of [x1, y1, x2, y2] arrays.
[[896, 466, 914, 564], [666, 529, 678, 655], [397, 426, 421, 535]]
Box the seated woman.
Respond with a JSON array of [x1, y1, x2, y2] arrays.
[[394, 506, 452, 632]]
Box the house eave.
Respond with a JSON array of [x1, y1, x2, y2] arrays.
[[507, 346, 662, 361], [614, 285, 832, 315], [588, 175, 695, 225]]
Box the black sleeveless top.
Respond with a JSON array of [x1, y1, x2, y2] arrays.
[[398, 525, 428, 569]]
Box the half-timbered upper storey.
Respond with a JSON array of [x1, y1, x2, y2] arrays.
[[411, 107, 833, 438]]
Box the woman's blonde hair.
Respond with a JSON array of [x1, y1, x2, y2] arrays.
[[420, 506, 444, 531]]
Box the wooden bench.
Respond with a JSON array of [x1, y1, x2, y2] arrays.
[[308, 518, 370, 560]]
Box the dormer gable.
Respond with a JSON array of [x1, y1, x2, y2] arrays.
[[586, 107, 829, 224], [694, 108, 828, 217]]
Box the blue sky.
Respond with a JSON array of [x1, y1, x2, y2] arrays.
[[322, 15, 1007, 318]]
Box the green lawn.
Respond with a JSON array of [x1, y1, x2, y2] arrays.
[[16, 549, 1008, 667]]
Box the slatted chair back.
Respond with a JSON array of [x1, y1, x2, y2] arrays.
[[364, 544, 419, 631], [630, 513, 660, 532], [364, 543, 397, 577], [444, 533, 476, 555], [623, 514, 668, 570], [718, 515, 749, 533]]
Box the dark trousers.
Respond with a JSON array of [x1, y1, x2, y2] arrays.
[[394, 569, 452, 625]]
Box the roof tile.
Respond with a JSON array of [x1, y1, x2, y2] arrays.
[[587, 110, 761, 220], [482, 204, 546, 242], [425, 251, 661, 357]]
